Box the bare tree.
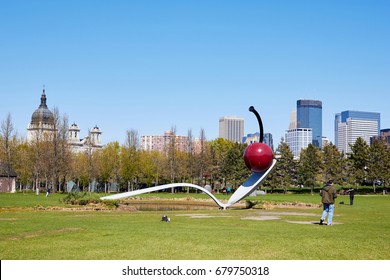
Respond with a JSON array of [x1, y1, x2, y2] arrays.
[[186, 129, 194, 191], [52, 108, 71, 192], [197, 128, 207, 185], [125, 129, 140, 150], [121, 129, 140, 191], [0, 113, 16, 189], [168, 126, 177, 192], [30, 129, 44, 191], [1, 113, 15, 162]]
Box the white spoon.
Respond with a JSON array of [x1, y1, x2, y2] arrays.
[[101, 159, 276, 209]]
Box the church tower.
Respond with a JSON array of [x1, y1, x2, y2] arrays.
[[27, 88, 56, 142], [90, 126, 102, 147], [68, 123, 81, 143]]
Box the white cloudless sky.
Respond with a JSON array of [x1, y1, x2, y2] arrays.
[[1, 0, 389, 145]]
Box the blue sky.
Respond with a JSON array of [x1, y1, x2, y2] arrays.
[[1, 0, 389, 145]]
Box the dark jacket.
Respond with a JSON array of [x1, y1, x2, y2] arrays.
[[320, 184, 337, 204]]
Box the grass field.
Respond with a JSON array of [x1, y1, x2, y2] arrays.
[[0, 192, 389, 260]]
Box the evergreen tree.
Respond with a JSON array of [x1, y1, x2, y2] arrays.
[[367, 138, 389, 193], [298, 144, 323, 193], [348, 137, 369, 186], [222, 142, 249, 189], [271, 141, 296, 193], [322, 143, 345, 185], [384, 146, 390, 193]]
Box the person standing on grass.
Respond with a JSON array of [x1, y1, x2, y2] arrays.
[[347, 188, 356, 205], [320, 179, 337, 226]]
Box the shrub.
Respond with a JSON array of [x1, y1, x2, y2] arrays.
[[101, 199, 120, 208], [61, 192, 111, 206]]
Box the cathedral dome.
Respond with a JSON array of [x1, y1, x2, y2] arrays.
[[30, 90, 54, 126]]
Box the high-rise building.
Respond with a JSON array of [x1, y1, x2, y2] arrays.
[[297, 100, 322, 148], [377, 129, 390, 146], [289, 110, 297, 130], [285, 128, 312, 159], [219, 116, 244, 143], [371, 129, 390, 146], [335, 110, 380, 154]]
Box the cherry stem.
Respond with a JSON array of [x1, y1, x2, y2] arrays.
[[249, 106, 264, 143]]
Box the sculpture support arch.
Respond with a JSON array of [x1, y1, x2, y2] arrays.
[[101, 160, 276, 209]]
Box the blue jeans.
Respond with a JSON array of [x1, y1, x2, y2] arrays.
[[321, 204, 335, 225]]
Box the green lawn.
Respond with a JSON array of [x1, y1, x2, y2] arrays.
[[0, 192, 389, 260]]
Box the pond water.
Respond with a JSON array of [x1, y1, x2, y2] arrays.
[[127, 202, 220, 211]]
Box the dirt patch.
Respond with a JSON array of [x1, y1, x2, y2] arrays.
[[8, 228, 85, 241], [258, 211, 317, 217], [241, 210, 324, 223], [242, 216, 281, 221], [35, 206, 112, 212], [175, 214, 231, 219], [261, 201, 322, 209], [56, 228, 84, 232], [70, 214, 127, 218]]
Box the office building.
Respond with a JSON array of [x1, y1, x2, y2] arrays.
[[289, 110, 297, 130], [335, 110, 380, 154], [219, 116, 244, 143], [141, 131, 190, 153], [371, 129, 390, 146], [297, 100, 322, 148], [285, 128, 312, 159], [378, 129, 390, 146]]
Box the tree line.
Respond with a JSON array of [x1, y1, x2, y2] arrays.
[[1, 112, 389, 193], [270, 138, 390, 193]]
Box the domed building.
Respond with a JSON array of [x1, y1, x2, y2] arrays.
[[27, 89, 103, 152], [27, 89, 56, 142]]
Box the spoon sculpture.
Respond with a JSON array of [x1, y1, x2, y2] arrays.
[[101, 107, 276, 209]]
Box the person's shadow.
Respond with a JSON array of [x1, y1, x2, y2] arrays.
[[312, 222, 328, 225]]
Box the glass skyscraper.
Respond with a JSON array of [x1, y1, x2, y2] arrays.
[[297, 100, 323, 148]]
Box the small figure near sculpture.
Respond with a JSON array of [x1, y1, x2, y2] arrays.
[[161, 215, 171, 223]]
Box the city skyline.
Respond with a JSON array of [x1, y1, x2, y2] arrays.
[[12, 90, 387, 147], [1, 1, 389, 145]]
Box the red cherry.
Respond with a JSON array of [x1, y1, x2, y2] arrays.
[[244, 142, 274, 173]]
